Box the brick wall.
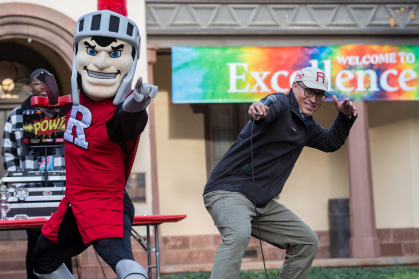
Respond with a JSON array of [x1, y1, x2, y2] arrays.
[[1, 228, 418, 277], [377, 228, 419, 257], [0, 230, 27, 241], [158, 228, 419, 266], [159, 230, 331, 267]]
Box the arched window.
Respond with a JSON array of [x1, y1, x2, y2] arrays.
[[0, 61, 32, 99]]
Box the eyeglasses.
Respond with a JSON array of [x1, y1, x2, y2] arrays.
[[296, 82, 327, 102], [30, 81, 41, 86]]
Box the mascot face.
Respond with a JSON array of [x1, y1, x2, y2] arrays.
[[75, 36, 134, 101]]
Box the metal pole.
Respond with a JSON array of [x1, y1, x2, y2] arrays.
[[44, 147, 48, 188], [1, 183, 10, 220], [147, 225, 152, 279], [155, 225, 160, 279]]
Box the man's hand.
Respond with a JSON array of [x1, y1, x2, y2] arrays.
[[333, 96, 357, 118], [248, 101, 269, 121]]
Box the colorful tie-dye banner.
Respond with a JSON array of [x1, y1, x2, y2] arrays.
[[172, 46, 419, 103]]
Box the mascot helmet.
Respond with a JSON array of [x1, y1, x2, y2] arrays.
[[71, 1, 141, 106]]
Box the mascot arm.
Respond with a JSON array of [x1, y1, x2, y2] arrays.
[[113, 105, 148, 142], [122, 77, 158, 113]]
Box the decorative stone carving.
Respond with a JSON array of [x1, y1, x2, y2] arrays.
[[146, 3, 419, 34]]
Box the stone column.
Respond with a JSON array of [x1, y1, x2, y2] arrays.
[[147, 45, 160, 216], [146, 46, 165, 272], [347, 101, 381, 258]]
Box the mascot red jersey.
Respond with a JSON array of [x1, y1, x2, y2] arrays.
[[32, 1, 156, 278]]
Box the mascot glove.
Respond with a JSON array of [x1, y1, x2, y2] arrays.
[[123, 77, 158, 112], [133, 77, 158, 102]]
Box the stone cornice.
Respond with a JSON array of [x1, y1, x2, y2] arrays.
[[146, 2, 419, 35], [146, 1, 418, 3]]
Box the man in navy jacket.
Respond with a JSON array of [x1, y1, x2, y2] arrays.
[[203, 67, 357, 279]]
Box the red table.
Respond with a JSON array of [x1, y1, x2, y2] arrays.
[[0, 215, 186, 279], [131, 215, 186, 279]]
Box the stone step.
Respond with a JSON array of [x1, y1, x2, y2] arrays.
[[79, 264, 116, 279], [0, 241, 27, 261], [0, 257, 81, 278], [161, 256, 419, 274], [0, 260, 26, 271], [0, 270, 81, 279], [0, 270, 26, 279], [0, 252, 27, 262]]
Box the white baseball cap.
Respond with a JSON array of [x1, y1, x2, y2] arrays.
[[294, 67, 330, 94]]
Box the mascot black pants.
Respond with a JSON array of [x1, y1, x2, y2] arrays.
[[27, 230, 73, 278], [32, 206, 135, 274]]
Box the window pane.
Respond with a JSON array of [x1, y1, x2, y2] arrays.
[[238, 103, 251, 131], [209, 103, 252, 170], [0, 61, 32, 99], [210, 104, 236, 167]]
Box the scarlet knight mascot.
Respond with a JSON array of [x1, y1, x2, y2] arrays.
[[32, 1, 156, 278]]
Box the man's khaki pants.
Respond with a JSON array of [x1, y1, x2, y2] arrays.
[[204, 190, 318, 279]]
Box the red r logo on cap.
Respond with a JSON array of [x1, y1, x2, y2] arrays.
[[316, 72, 325, 84]]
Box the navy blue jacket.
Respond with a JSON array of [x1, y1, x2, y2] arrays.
[[203, 89, 356, 207]]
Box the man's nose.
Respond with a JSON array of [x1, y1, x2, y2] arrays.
[[308, 95, 317, 103], [92, 52, 112, 69]]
